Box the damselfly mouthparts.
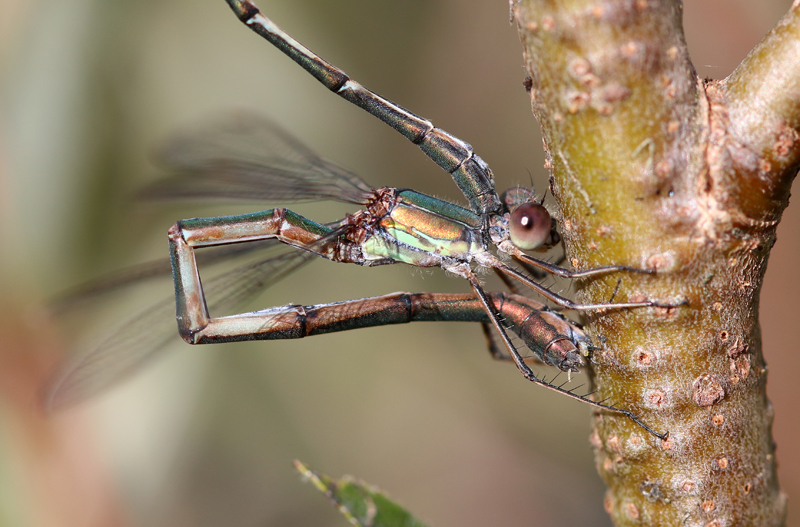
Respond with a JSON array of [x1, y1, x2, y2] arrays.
[[49, 0, 673, 439]]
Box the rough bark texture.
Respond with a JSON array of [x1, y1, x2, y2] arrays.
[[512, 1, 799, 525]]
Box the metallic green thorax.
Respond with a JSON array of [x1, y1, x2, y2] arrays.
[[362, 190, 485, 266]]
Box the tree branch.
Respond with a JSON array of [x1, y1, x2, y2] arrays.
[[513, 0, 795, 525], [725, 3, 800, 182]]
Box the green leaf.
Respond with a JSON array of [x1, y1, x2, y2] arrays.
[[294, 460, 429, 527]]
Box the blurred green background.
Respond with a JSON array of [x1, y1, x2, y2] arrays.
[[0, 1, 797, 526]]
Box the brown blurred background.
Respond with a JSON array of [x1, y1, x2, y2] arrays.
[[0, 0, 796, 526]]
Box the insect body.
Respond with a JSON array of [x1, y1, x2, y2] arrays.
[[47, 1, 669, 440], [161, 0, 672, 438]]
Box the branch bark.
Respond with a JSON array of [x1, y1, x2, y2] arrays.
[[512, 1, 798, 525]]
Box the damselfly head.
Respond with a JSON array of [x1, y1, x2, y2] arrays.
[[509, 202, 553, 250], [498, 187, 559, 252]]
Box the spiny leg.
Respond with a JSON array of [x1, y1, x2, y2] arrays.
[[488, 266, 588, 370], [478, 285, 520, 363], [493, 266, 523, 295], [512, 252, 567, 281], [465, 271, 666, 439], [223, 0, 501, 216], [513, 250, 653, 279], [485, 256, 671, 311], [481, 321, 554, 367], [480, 321, 506, 360], [484, 268, 541, 363]]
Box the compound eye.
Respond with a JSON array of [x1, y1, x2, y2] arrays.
[[509, 203, 551, 251]]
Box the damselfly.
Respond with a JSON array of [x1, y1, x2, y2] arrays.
[[49, 0, 672, 438]]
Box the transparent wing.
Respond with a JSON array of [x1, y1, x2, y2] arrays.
[[142, 113, 374, 204], [48, 114, 370, 407], [52, 239, 281, 312], [46, 245, 318, 410]]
